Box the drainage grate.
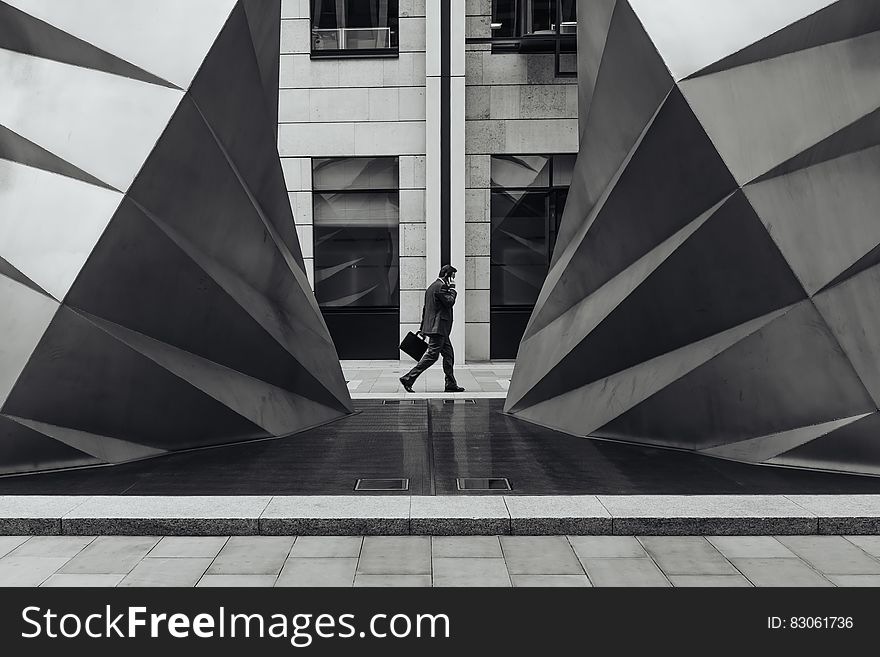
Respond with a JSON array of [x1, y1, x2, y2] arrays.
[[443, 399, 476, 405], [456, 477, 511, 491], [355, 478, 410, 491], [383, 399, 417, 405]]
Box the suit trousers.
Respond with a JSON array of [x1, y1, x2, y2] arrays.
[[402, 333, 458, 388]]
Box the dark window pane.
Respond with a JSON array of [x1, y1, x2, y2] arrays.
[[314, 226, 399, 307], [313, 157, 398, 191], [492, 0, 517, 38], [560, 0, 577, 25], [491, 190, 549, 306], [551, 153, 577, 187], [311, 0, 398, 51], [526, 0, 555, 34], [312, 157, 399, 311], [491, 1, 577, 41], [490, 155, 550, 189]]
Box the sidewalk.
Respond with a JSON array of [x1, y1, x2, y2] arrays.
[[4, 495, 880, 536], [3, 534, 879, 587], [341, 360, 513, 398]]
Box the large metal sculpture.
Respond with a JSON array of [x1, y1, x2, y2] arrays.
[[0, 0, 352, 474], [506, 0, 880, 475]]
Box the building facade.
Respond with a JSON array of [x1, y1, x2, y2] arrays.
[[278, 0, 578, 360]]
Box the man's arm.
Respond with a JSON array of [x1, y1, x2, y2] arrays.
[[434, 284, 457, 308]]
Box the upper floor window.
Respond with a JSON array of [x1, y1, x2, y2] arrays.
[[311, 0, 399, 58], [490, 0, 576, 64]]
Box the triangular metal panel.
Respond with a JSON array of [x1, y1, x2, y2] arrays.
[[0, 47, 184, 191], [2, 0, 238, 89]]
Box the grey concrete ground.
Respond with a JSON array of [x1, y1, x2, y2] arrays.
[[341, 360, 512, 397], [3, 534, 880, 587]]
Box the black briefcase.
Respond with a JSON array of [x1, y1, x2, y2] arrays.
[[400, 331, 428, 361]]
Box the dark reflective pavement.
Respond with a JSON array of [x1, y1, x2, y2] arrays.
[[2, 400, 880, 495]]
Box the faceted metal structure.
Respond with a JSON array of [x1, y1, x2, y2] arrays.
[[506, 0, 880, 475], [0, 0, 352, 474]]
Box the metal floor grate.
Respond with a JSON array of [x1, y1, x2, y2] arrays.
[[354, 478, 410, 491], [443, 399, 476, 405], [456, 477, 511, 491]]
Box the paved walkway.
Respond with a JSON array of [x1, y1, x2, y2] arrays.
[[341, 360, 513, 398], [3, 534, 880, 587]]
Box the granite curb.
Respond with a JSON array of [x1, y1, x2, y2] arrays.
[[0, 495, 878, 536]]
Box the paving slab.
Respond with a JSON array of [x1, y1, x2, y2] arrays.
[[599, 495, 817, 535], [510, 575, 591, 587], [118, 557, 212, 587], [775, 536, 880, 575], [276, 557, 358, 586], [357, 536, 431, 575], [0, 496, 91, 535], [731, 558, 833, 587], [410, 497, 509, 535], [432, 557, 511, 587], [197, 575, 277, 587], [62, 496, 271, 535], [568, 536, 648, 559], [41, 574, 125, 587], [58, 536, 160, 574], [581, 557, 670, 587], [10, 536, 95, 558], [668, 575, 753, 587], [844, 535, 880, 557], [827, 575, 880, 587], [148, 536, 229, 558], [0, 535, 33, 558], [432, 536, 502, 558], [707, 536, 796, 559], [0, 557, 71, 586], [353, 574, 431, 587], [289, 536, 363, 558], [500, 536, 583, 575], [638, 537, 739, 576], [505, 496, 611, 535], [207, 536, 294, 575], [787, 495, 880, 534], [261, 496, 409, 535]]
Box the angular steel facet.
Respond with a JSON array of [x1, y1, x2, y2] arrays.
[[508, 0, 880, 475], [0, 0, 352, 474]]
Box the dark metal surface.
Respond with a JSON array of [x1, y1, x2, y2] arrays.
[[1, 401, 880, 495], [0, 1, 352, 474], [509, 0, 880, 476]]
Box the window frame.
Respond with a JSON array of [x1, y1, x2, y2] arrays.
[[489, 153, 574, 308], [310, 156, 401, 312], [308, 0, 400, 60]]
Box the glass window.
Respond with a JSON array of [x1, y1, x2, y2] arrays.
[[312, 157, 399, 309], [311, 0, 399, 56], [490, 155, 551, 189], [490, 154, 574, 357], [313, 157, 398, 191], [491, 0, 577, 38]]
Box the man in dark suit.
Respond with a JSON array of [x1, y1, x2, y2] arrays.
[[400, 264, 465, 393]]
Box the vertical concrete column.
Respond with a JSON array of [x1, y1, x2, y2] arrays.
[[425, 0, 442, 290], [426, 1, 467, 361], [448, 0, 466, 360]]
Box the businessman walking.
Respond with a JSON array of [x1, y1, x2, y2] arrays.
[[400, 264, 465, 393]]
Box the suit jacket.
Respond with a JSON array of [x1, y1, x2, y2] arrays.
[[420, 278, 457, 337]]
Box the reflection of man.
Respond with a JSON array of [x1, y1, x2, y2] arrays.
[[400, 265, 465, 393]]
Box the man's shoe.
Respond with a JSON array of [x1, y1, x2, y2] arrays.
[[399, 377, 415, 393], [445, 385, 466, 392]]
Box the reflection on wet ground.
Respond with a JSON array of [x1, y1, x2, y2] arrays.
[[2, 400, 880, 495]]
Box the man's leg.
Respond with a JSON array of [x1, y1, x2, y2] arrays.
[[440, 336, 461, 390], [401, 334, 442, 386]]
